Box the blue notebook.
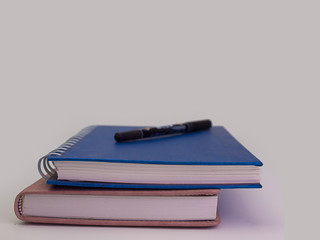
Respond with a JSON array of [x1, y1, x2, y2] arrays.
[[39, 125, 263, 189]]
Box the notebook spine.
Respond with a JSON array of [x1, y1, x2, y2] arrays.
[[38, 126, 97, 179]]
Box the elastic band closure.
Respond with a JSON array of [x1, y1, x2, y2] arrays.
[[38, 126, 97, 179]]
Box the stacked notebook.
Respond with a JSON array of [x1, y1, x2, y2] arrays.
[[14, 124, 263, 227]]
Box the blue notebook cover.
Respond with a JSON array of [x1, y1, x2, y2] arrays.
[[44, 125, 263, 189]]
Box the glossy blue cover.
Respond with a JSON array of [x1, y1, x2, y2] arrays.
[[48, 125, 263, 166]]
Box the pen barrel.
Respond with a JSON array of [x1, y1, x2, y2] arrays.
[[184, 119, 212, 132], [114, 119, 212, 142]]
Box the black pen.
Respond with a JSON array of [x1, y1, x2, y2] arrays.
[[114, 119, 212, 142]]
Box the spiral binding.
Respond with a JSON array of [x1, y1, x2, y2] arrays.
[[38, 126, 97, 179], [18, 196, 23, 216]]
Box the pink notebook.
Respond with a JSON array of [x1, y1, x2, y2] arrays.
[[15, 178, 220, 227]]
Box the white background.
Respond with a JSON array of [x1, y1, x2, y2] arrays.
[[0, 1, 319, 239]]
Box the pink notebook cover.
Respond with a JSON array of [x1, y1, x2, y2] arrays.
[[14, 178, 220, 227]]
